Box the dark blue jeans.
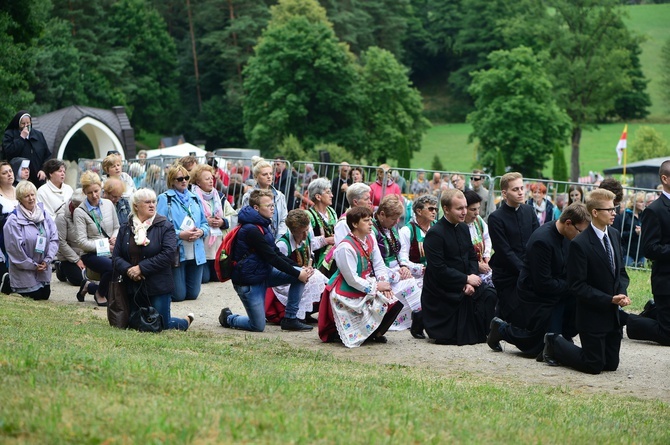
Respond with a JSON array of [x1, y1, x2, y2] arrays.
[[81, 254, 112, 297], [172, 260, 204, 302], [228, 267, 305, 332]]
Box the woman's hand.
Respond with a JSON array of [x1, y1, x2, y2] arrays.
[[180, 227, 202, 242], [207, 216, 222, 228], [127, 265, 143, 281], [21, 127, 29, 139], [399, 266, 412, 280], [76, 259, 85, 270], [478, 261, 491, 274], [37, 170, 46, 181], [36, 262, 48, 271], [377, 281, 391, 292]]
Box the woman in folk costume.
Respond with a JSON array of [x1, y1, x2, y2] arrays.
[[463, 189, 493, 287], [266, 210, 327, 323], [305, 178, 337, 272], [189, 164, 236, 283], [318, 206, 404, 347], [371, 194, 422, 331], [398, 193, 438, 339]]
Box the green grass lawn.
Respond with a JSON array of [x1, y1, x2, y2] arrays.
[[625, 4, 670, 121], [0, 281, 665, 444], [415, 123, 670, 178]]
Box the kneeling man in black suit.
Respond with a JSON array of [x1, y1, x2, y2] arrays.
[[543, 189, 630, 374]]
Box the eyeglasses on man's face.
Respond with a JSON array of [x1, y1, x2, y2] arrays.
[[259, 203, 275, 209], [595, 208, 617, 214]]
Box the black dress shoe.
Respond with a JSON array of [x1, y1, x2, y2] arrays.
[[639, 299, 657, 319], [487, 317, 505, 352], [410, 311, 425, 339], [280, 317, 313, 331], [543, 333, 560, 367]]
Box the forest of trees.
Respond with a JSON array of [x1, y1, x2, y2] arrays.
[[1, 0, 666, 177]]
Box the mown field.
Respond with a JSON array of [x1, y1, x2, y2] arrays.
[[415, 123, 670, 178]]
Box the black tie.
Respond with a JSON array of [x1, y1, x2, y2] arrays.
[[603, 234, 615, 275]]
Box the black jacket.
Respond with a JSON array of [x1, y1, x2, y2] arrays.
[[488, 202, 539, 289], [3, 111, 51, 187], [113, 214, 176, 297], [567, 225, 629, 333], [641, 193, 670, 296]]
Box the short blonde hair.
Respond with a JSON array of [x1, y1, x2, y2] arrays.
[[586, 188, 615, 213], [626, 191, 646, 210], [189, 164, 215, 185], [166, 164, 189, 186], [80, 171, 102, 191], [15, 180, 37, 201], [500, 172, 523, 191], [102, 154, 122, 174]]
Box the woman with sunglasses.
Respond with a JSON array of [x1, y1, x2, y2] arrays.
[[398, 193, 438, 339], [156, 164, 210, 301]]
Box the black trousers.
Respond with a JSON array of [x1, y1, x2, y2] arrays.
[[20, 285, 51, 301], [553, 330, 622, 375], [627, 294, 670, 346]]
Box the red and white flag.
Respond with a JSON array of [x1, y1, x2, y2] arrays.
[[616, 125, 628, 165]]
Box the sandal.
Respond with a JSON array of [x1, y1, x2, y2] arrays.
[[76, 280, 89, 302]]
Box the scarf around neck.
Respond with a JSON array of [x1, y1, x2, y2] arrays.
[[19, 203, 45, 224], [173, 188, 191, 208], [132, 214, 155, 246], [192, 184, 223, 218]]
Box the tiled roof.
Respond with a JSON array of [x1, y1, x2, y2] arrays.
[[32, 105, 135, 157]]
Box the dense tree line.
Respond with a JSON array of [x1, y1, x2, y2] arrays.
[[0, 0, 655, 176]]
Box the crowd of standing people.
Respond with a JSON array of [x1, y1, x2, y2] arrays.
[[2, 111, 669, 373]]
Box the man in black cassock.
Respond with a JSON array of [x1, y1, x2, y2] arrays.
[[487, 203, 591, 356], [421, 189, 497, 345], [488, 172, 539, 322]]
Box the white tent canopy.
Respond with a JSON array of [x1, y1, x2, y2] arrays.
[[144, 143, 207, 159]]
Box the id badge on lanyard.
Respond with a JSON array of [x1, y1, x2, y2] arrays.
[[35, 223, 46, 254], [96, 238, 111, 257]]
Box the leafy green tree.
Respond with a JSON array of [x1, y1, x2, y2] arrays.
[[0, 14, 34, 125], [449, 0, 527, 114], [31, 19, 86, 114], [552, 146, 568, 182], [609, 40, 650, 121], [358, 46, 431, 165], [195, 91, 247, 149], [309, 142, 355, 164], [494, 148, 506, 177], [468, 47, 571, 178], [430, 154, 443, 176], [662, 37, 670, 114], [51, 0, 129, 109], [512, 0, 633, 181], [277, 134, 308, 161], [243, 0, 363, 153], [629, 126, 670, 162], [109, 0, 179, 134]]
